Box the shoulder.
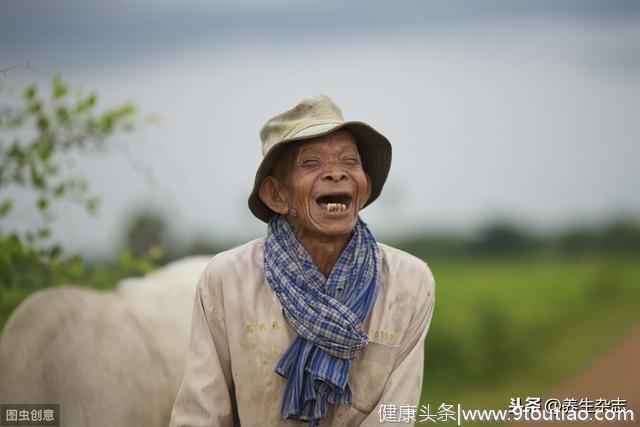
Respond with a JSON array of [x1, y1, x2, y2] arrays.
[[202, 237, 265, 275], [197, 237, 266, 294], [378, 243, 434, 283], [377, 242, 436, 297]]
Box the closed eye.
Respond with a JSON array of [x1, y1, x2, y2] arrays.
[[301, 159, 321, 168], [343, 157, 361, 165]]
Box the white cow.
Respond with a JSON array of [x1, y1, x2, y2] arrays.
[[0, 256, 211, 427]]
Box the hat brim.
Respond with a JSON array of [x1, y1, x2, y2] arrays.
[[248, 121, 392, 223]]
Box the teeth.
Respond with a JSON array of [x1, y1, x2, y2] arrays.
[[326, 203, 347, 212]]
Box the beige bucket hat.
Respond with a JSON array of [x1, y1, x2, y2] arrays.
[[248, 95, 392, 222]]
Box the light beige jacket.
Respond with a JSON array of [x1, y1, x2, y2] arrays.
[[170, 237, 435, 427]]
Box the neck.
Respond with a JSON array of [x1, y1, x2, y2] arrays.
[[287, 220, 352, 278]]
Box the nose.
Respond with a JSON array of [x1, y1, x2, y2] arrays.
[[321, 164, 348, 183]]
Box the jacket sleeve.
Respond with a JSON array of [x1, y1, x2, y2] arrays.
[[169, 268, 238, 427], [358, 265, 436, 426]]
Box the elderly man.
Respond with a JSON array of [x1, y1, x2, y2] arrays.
[[170, 95, 435, 426]]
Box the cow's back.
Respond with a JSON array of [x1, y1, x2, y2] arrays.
[[0, 256, 211, 427]]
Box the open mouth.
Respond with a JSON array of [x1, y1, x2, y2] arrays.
[[315, 193, 353, 213]]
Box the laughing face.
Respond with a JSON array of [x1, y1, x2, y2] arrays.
[[259, 129, 372, 241]]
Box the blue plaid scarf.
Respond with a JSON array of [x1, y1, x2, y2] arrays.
[[264, 214, 380, 426]]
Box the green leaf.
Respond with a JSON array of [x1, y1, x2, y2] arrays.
[[24, 85, 37, 101], [36, 115, 49, 131], [66, 255, 85, 277], [8, 143, 24, 161], [37, 227, 50, 238], [29, 164, 45, 189], [52, 75, 68, 99], [37, 197, 49, 212], [55, 106, 69, 125], [119, 250, 134, 270], [0, 199, 12, 217], [53, 183, 65, 197], [99, 115, 114, 133], [75, 92, 97, 114], [49, 244, 61, 259], [86, 197, 100, 215], [28, 101, 42, 114], [37, 141, 53, 162]]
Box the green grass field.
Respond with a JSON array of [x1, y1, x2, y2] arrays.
[[417, 254, 640, 425]]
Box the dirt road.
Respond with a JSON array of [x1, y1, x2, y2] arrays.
[[516, 324, 640, 425]]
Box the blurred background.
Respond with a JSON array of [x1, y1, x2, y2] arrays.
[[1, 0, 639, 424]]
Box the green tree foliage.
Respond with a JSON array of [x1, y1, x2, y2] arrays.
[[470, 222, 537, 255], [0, 73, 135, 251], [0, 71, 164, 331], [0, 72, 156, 288]]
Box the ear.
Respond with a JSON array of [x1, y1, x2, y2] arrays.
[[360, 173, 372, 209], [258, 176, 290, 215]]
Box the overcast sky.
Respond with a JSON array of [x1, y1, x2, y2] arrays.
[[2, 0, 640, 257]]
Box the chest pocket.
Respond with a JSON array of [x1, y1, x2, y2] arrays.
[[348, 340, 400, 414]]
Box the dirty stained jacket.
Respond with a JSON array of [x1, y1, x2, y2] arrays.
[[169, 237, 436, 427]]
